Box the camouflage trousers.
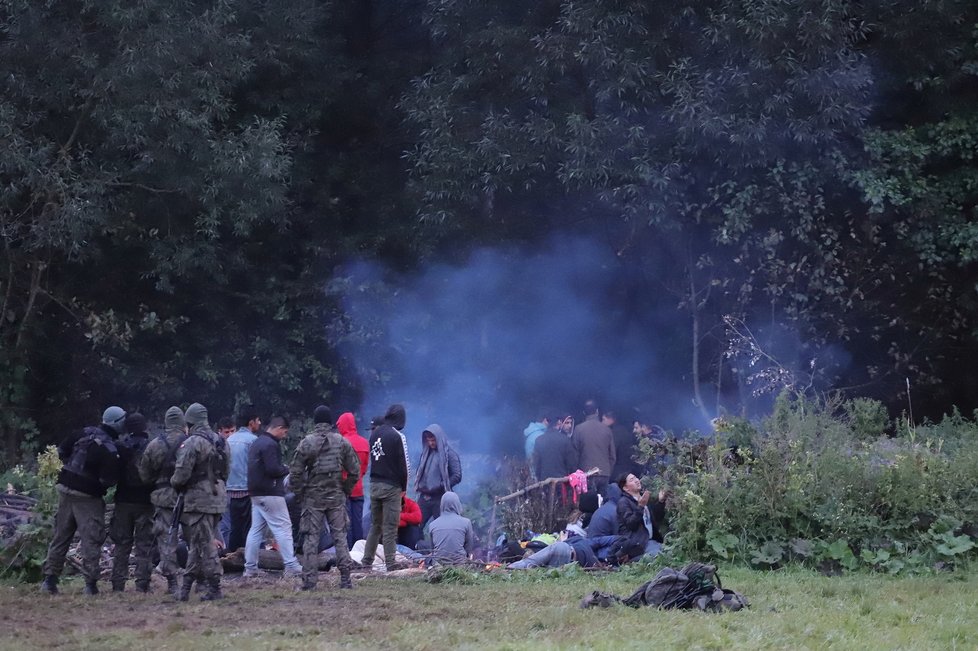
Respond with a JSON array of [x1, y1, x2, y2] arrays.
[[152, 506, 182, 579], [180, 511, 223, 582], [109, 502, 154, 589], [299, 503, 351, 587], [42, 489, 107, 583]]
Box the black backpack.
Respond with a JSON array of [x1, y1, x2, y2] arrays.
[[581, 562, 749, 612]]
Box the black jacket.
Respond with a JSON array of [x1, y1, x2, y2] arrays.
[[56, 425, 120, 498], [115, 431, 153, 504], [533, 428, 577, 480], [247, 431, 289, 497], [369, 405, 408, 491]]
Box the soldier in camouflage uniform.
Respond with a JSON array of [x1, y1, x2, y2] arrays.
[[170, 403, 229, 601], [289, 405, 360, 590], [137, 406, 188, 595]]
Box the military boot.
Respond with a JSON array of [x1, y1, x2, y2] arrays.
[[177, 576, 195, 602], [339, 569, 353, 589], [165, 575, 179, 596], [198, 577, 223, 601], [39, 575, 59, 595], [83, 582, 99, 596]]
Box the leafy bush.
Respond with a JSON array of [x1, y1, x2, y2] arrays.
[[648, 392, 978, 573], [0, 446, 61, 580]]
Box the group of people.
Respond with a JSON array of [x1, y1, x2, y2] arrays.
[[38, 401, 467, 599], [512, 399, 669, 569]]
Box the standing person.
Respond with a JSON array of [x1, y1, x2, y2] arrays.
[[244, 415, 302, 578], [40, 406, 124, 595], [216, 417, 235, 549], [336, 411, 369, 547], [523, 412, 549, 465], [137, 406, 188, 595], [225, 406, 261, 553], [361, 404, 409, 572], [426, 491, 473, 566], [606, 409, 640, 482], [289, 405, 360, 590], [532, 413, 577, 481], [572, 399, 616, 497], [414, 424, 462, 528], [170, 403, 229, 601], [109, 413, 155, 593]]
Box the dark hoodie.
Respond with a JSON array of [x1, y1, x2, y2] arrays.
[[587, 483, 622, 538], [414, 423, 462, 495], [368, 404, 409, 491]]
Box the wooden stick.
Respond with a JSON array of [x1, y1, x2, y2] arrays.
[[493, 468, 599, 504]]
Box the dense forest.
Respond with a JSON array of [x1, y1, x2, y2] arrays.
[[1, 0, 976, 462]]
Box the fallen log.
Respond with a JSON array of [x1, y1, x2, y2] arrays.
[[220, 548, 337, 572], [493, 468, 600, 503]]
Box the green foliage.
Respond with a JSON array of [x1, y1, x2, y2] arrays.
[[0, 446, 62, 580], [652, 392, 978, 573]]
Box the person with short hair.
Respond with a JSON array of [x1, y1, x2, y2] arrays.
[[572, 399, 616, 497], [244, 415, 302, 578], [226, 406, 261, 552]]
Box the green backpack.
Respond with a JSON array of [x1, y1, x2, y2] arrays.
[[580, 562, 749, 612]]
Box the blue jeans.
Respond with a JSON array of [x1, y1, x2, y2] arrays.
[[244, 495, 301, 571], [510, 541, 573, 569]]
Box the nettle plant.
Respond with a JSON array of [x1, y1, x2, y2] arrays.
[[646, 392, 978, 574]]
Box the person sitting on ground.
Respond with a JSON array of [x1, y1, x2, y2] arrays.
[[587, 482, 622, 538], [398, 494, 423, 550], [508, 524, 622, 569], [426, 491, 473, 565], [615, 473, 667, 561]]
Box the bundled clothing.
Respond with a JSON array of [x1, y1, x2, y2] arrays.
[[414, 423, 462, 526]]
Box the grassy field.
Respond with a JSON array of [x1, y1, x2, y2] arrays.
[[3, 565, 978, 650]]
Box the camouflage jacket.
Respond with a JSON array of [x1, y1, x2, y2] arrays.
[[289, 423, 360, 509], [138, 429, 188, 509], [170, 426, 229, 514]]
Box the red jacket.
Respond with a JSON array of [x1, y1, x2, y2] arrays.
[[400, 496, 422, 527], [337, 412, 369, 499]]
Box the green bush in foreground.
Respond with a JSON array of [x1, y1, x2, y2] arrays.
[[659, 393, 978, 574]]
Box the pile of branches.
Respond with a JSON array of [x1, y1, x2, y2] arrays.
[[1, 490, 41, 577]]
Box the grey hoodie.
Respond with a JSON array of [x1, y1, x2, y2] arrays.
[[414, 423, 462, 495], [428, 491, 473, 565]]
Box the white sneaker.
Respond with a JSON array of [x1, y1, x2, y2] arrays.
[[242, 569, 266, 579]]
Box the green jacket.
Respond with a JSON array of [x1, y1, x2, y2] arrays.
[[289, 423, 360, 509], [170, 426, 229, 514], [138, 429, 187, 509]]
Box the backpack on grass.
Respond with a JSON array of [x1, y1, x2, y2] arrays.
[[581, 562, 749, 612]]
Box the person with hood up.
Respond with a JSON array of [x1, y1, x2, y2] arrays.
[[426, 491, 473, 565], [523, 412, 550, 466], [361, 403, 409, 571], [138, 405, 189, 596], [587, 482, 623, 538], [336, 412, 369, 547], [414, 423, 462, 528], [170, 403, 229, 601], [40, 406, 124, 596]]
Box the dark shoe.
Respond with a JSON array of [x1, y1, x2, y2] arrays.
[[135, 582, 151, 594], [165, 575, 179, 596], [385, 561, 406, 572], [40, 575, 59, 595], [323, 557, 336, 572], [177, 576, 194, 602], [339, 570, 352, 589], [83, 582, 99, 596], [111, 582, 125, 593], [199, 577, 223, 601]]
